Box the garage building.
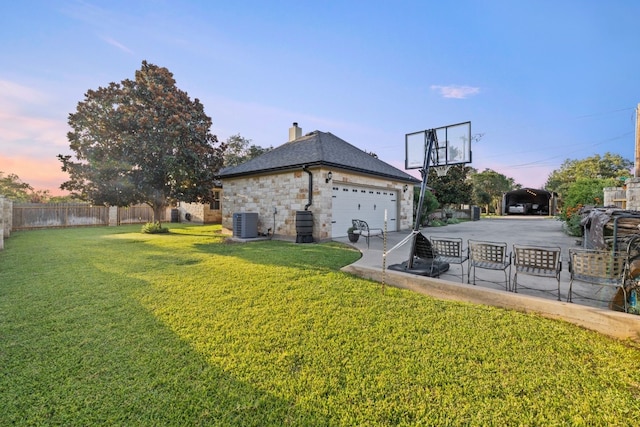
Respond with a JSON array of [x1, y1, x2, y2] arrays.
[[219, 123, 420, 241]]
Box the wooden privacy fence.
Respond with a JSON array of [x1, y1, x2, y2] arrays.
[[12, 203, 157, 230], [117, 205, 156, 225]]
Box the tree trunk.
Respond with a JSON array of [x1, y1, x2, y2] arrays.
[[153, 204, 166, 224], [147, 199, 166, 224]]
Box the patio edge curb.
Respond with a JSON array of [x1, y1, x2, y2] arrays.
[[342, 264, 640, 343]]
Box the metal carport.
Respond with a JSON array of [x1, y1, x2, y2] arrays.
[[503, 188, 557, 215]]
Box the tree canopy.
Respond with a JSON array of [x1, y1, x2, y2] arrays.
[[469, 169, 519, 214], [426, 164, 473, 206], [0, 172, 33, 202], [544, 152, 632, 198], [0, 172, 59, 203], [563, 177, 617, 210], [58, 61, 225, 221], [223, 134, 272, 168]]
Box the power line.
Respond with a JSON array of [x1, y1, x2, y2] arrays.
[[480, 132, 633, 168], [574, 107, 635, 120], [510, 132, 633, 167]]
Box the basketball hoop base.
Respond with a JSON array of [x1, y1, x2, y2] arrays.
[[388, 259, 449, 277]]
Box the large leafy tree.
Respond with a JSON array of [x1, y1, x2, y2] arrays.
[[545, 152, 632, 198], [58, 61, 225, 221], [223, 134, 272, 168], [426, 164, 473, 207], [470, 169, 519, 214]]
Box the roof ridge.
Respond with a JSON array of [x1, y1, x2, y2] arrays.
[[219, 130, 419, 183]]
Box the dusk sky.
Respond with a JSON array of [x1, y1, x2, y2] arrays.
[[2, 1, 639, 195]]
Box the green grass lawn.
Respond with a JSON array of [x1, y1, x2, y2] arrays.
[[1, 224, 639, 426]]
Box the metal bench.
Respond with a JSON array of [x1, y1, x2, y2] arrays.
[[468, 239, 511, 291], [513, 244, 562, 300], [430, 237, 468, 282], [351, 219, 383, 248]]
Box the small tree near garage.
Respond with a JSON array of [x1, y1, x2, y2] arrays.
[[223, 134, 272, 167], [470, 169, 519, 214], [427, 164, 473, 208]]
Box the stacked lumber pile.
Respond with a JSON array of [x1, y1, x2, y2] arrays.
[[604, 217, 640, 248], [580, 207, 640, 250]]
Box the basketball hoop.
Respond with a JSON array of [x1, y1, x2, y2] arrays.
[[434, 165, 451, 177]]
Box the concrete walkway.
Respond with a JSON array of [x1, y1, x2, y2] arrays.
[[336, 217, 640, 342]]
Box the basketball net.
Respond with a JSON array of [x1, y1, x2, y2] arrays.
[[434, 165, 451, 177]]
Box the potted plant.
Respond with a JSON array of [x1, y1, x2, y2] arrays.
[[347, 226, 360, 243]]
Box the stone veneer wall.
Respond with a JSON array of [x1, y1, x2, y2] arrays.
[[221, 167, 414, 241], [625, 178, 640, 211], [603, 186, 626, 208], [602, 179, 640, 211]]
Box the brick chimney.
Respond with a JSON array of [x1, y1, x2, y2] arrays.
[[288, 122, 302, 142]]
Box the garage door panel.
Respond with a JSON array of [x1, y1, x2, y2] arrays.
[[331, 184, 397, 238]]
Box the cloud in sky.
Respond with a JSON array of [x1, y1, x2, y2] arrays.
[[0, 111, 67, 150], [430, 85, 480, 99], [0, 80, 69, 153], [101, 36, 133, 54], [0, 79, 47, 107]]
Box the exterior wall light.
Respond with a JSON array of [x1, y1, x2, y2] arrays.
[[325, 171, 333, 183], [403, 184, 408, 193]]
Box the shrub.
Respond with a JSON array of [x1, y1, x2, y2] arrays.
[[560, 204, 584, 237], [141, 221, 169, 234], [414, 188, 439, 226], [558, 178, 614, 237]]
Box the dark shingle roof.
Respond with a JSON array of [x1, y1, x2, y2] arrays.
[[219, 130, 419, 183]]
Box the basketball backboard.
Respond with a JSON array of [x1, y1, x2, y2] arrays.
[[405, 121, 471, 170]]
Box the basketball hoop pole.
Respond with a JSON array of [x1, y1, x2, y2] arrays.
[[408, 129, 437, 269]]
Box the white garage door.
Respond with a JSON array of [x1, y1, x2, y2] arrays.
[[331, 184, 398, 238]]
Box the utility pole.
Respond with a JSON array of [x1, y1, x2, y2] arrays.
[[636, 103, 640, 177]]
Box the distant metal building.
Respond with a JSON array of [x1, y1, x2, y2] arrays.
[[502, 188, 557, 216]]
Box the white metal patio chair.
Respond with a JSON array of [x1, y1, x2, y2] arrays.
[[351, 219, 383, 248], [512, 244, 562, 301], [568, 248, 629, 311], [430, 237, 468, 282], [468, 239, 512, 291]]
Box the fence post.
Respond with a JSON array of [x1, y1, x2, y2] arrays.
[[108, 206, 119, 226], [0, 196, 4, 250], [3, 197, 11, 238]]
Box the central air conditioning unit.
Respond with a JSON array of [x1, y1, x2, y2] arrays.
[[232, 212, 258, 238]]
